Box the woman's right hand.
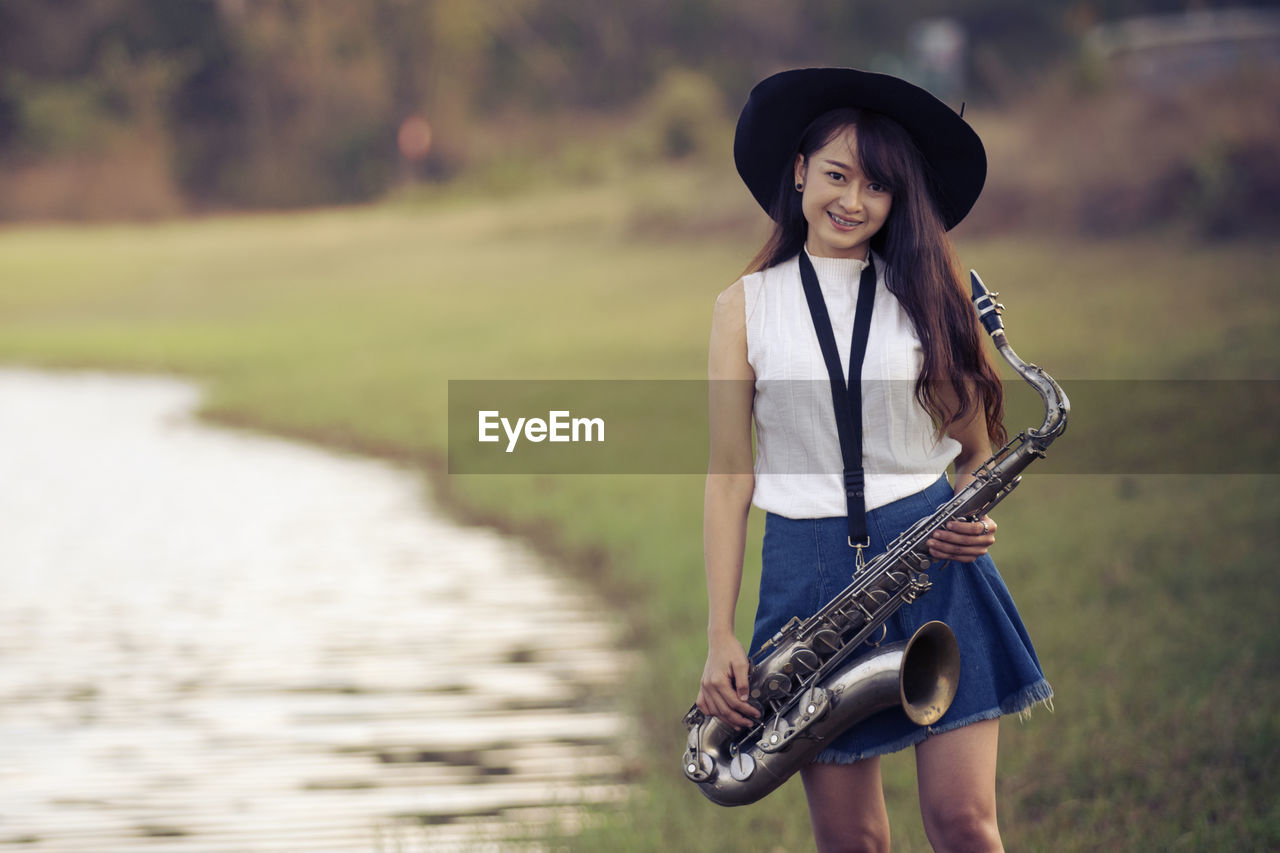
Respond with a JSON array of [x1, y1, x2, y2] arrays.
[[696, 632, 762, 729]]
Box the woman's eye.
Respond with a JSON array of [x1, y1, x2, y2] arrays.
[[868, 182, 885, 192], [826, 172, 845, 182]]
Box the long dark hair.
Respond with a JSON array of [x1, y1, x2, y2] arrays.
[[746, 107, 1006, 447]]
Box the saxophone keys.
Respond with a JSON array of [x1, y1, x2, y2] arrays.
[[758, 717, 795, 753], [788, 648, 822, 675], [682, 725, 716, 781], [729, 752, 757, 781], [762, 672, 792, 696], [683, 749, 714, 781], [798, 686, 833, 722], [811, 629, 841, 656]]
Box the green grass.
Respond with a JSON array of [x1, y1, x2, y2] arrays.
[[1, 165, 1276, 851]]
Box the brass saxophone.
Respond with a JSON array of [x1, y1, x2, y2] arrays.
[[681, 271, 1069, 806]]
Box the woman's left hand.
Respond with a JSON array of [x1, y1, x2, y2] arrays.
[[926, 515, 996, 563]]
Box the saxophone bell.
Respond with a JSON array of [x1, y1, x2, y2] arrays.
[[682, 621, 959, 806]]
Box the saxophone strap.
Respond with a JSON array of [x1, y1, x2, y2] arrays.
[[796, 249, 877, 555]]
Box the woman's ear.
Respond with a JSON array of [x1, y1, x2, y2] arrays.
[[794, 154, 807, 188]]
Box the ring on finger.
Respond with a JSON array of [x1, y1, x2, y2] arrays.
[[980, 520, 990, 535]]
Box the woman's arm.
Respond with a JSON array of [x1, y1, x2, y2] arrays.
[[926, 390, 998, 562], [695, 280, 761, 729]]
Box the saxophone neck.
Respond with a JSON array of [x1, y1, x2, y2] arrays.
[[969, 270, 1070, 447]]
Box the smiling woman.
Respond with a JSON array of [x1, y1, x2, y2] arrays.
[[690, 68, 1048, 853], [792, 127, 892, 260]]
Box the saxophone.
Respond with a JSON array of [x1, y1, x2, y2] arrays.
[[681, 271, 1069, 806]]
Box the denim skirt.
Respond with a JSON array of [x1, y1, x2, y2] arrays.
[[748, 474, 1052, 764]]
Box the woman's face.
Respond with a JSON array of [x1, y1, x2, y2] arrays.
[[793, 126, 892, 260]]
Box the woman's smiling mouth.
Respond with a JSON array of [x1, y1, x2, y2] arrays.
[[827, 211, 862, 229]]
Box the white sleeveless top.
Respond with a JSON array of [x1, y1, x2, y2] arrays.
[[743, 248, 960, 518]]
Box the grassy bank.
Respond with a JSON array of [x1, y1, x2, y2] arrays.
[[1, 170, 1276, 851]]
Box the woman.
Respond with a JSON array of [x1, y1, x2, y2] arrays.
[[695, 68, 1052, 852]]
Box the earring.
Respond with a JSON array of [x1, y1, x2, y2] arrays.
[[795, 182, 803, 191]]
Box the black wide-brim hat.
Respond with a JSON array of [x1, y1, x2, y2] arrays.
[[734, 67, 986, 230]]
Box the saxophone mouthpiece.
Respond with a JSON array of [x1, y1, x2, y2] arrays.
[[969, 270, 1005, 336]]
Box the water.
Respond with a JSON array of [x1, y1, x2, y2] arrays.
[[0, 369, 627, 851]]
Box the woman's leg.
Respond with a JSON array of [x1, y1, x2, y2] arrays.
[[800, 758, 891, 853], [915, 718, 1003, 852]]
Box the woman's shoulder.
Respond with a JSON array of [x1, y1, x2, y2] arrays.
[[713, 254, 802, 333], [738, 255, 799, 301], [755, 253, 800, 281], [709, 277, 753, 378], [712, 277, 746, 330]]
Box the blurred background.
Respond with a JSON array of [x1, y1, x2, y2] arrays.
[[0, 0, 1277, 236], [0, 1, 1277, 851]]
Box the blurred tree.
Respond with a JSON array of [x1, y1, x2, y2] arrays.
[[214, 0, 396, 205], [375, 0, 430, 181], [4, 0, 1279, 215]]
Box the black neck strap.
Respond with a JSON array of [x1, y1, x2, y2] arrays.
[[797, 249, 877, 549]]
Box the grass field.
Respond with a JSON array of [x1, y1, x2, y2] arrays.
[[1, 166, 1276, 851]]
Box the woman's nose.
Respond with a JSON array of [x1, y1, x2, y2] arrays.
[[840, 184, 862, 211]]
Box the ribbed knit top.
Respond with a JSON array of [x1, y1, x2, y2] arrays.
[[743, 248, 960, 517]]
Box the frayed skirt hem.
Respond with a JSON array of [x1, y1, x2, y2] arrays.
[[809, 679, 1055, 765]]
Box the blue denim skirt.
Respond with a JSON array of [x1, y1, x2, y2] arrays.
[[748, 475, 1052, 764]]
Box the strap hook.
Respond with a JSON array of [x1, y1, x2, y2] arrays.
[[849, 536, 870, 574]]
